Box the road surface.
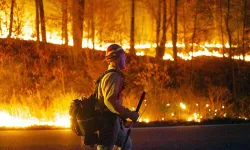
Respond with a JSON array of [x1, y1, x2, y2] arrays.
[[1, 123, 250, 150]]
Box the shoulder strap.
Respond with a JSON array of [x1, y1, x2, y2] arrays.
[[95, 69, 124, 85], [94, 69, 124, 98]]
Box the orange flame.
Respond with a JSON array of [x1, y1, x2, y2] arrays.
[[0, 5, 250, 128], [0, 110, 70, 128]]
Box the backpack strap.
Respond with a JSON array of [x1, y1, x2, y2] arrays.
[[95, 69, 124, 85], [94, 69, 124, 99]]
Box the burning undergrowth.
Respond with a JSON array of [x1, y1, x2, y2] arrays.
[[0, 39, 250, 128]]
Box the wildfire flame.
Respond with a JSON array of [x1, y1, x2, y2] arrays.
[[0, 3, 250, 128], [0, 110, 70, 128]]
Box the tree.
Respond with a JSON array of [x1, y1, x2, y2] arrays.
[[35, 0, 46, 44], [159, 0, 167, 59], [130, 0, 136, 55], [225, 0, 236, 105], [72, 0, 85, 54], [84, 0, 95, 49], [181, 0, 187, 53], [172, 0, 178, 64], [62, 0, 68, 45], [155, 0, 161, 58], [219, 0, 226, 59], [14, 1, 25, 36], [190, 0, 198, 87], [90, 0, 95, 50], [39, 0, 46, 43], [155, 0, 170, 60], [139, 0, 167, 59], [92, 0, 124, 45], [8, 0, 15, 38], [242, 0, 248, 63], [35, 0, 40, 43]]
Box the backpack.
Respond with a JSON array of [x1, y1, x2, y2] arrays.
[[69, 69, 123, 146]]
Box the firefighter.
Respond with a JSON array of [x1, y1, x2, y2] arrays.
[[96, 44, 139, 150]]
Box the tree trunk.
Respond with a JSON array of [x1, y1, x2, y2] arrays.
[[219, 0, 225, 59], [190, 0, 198, 88], [182, 0, 187, 52], [35, 0, 40, 43], [8, 0, 15, 38], [226, 0, 232, 61], [91, 0, 95, 50], [155, 0, 161, 59], [158, 0, 167, 60], [62, 0, 68, 45], [71, 0, 90, 78], [39, 0, 46, 43], [130, 0, 135, 55], [87, 17, 90, 48], [226, 0, 236, 104], [0, 20, 2, 35], [172, 0, 178, 64], [72, 0, 85, 54], [242, 0, 247, 63]]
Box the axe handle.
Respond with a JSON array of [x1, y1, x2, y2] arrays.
[[121, 91, 146, 150], [136, 91, 146, 112]]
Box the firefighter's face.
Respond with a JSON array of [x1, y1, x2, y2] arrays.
[[118, 52, 126, 70]]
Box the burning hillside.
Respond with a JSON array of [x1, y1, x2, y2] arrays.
[[0, 39, 249, 128], [0, 0, 250, 128]]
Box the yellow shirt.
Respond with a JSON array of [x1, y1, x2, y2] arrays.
[[97, 66, 130, 118]]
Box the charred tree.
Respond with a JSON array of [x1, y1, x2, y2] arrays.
[[172, 0, 178, 64], [91, 0, 95, 50], [226, 0, 232, 61], [182, 0, 187, 52], [35, 0, 40, 43], [242, 0, 248, 63], [190, 0, 198, 88], [157, 0, 167, 60], [62, 0, 68, 45], [72, 0, 85, 54], [155, 0, 161, 59], [226, 0, 236, 104], [130, 0, 135, 55], [39, 0, 46, 43], [219, 0, 225, 59], [8, 0, 15, 38], [71, 0, 91, 79]]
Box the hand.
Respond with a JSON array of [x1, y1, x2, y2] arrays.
[[128, 111, 139, 122]]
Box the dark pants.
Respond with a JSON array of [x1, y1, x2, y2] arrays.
[[96, 112, 132, 150]]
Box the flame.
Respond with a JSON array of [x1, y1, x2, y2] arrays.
[[1, 17, 250, 61], [1, 3, 250, 128], [0, 110, 70, 128], [180, 102, 187, 110], [0, 1, 250, 61], [144, 118, 150, 123], [187, 113, 201, 122], [136, 51, 145, 56]]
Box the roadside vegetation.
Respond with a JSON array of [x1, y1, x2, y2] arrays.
[[0, 38, 250, 126]]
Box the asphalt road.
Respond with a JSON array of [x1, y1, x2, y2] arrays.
[[1, 123, 250, 150]]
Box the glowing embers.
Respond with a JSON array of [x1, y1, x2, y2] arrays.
[[138, 118, 150, 123], [180, 102, 186, 110], [187, 113, 202, 122], [136, 51, 145, 56]]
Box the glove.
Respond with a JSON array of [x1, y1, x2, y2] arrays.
[[128, 111, 139, 122]]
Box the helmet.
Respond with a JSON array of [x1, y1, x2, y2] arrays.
[[105, 44, 124, 62]]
